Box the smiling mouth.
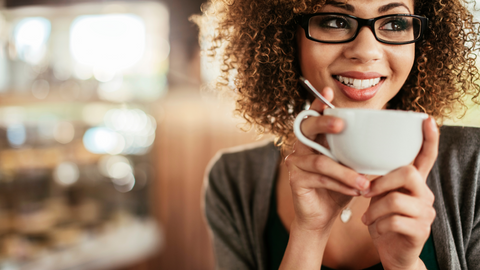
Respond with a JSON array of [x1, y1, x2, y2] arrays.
[[334, 75, 385, 90]]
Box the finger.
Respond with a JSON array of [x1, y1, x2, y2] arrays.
[[291, 138, 315, 156], [294, 113, 343, 156], [414, 117, 439, 178], [362, 192, 431, 226], [309, 87, 335, 111], [363, 165, 427, 198], [299, 115, 344, 141], [287, 164, 361, 196], [286, 153, 370, 191], [372, 215, 432, 241]]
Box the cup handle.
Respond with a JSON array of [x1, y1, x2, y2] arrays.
[[293, 110, 338, 162]]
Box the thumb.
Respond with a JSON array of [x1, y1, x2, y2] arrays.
[[414, 117, 439, 179]]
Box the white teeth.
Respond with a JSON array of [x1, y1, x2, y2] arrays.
[[353, 79, 362, 88], [336, 75, 381, 89]]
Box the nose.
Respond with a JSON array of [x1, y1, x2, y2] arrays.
[[343, 26, 383, 63]]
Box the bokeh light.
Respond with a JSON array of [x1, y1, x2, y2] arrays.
[[83, 127, 124, 155], [31, 79, 50, 99], [103, 108, 157, 155], [37, 113, 57, 141], [14, 17, 51, 65], [53, 162, 80, 186], [81, 103, 110, 126], [53, 122, 75, 144], [98, 155, 137, 192], [7, 123, 26, 147], [113, 173, 135, 193], [70, 14, 146, 81], [82, 108, 156, 155]]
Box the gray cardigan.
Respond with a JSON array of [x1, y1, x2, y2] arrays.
[[204, 125, 480, 270]]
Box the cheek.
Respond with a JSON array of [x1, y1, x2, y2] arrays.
[[298, 42, 337, 74], [392, 45, 415, 79], [297, 29, 340, 73]]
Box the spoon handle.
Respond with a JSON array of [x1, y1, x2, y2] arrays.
[[299, 76, 335, 109]]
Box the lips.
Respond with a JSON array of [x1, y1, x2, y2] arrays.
[[333, 71, 386, 102], [336, 76, 381, 89]]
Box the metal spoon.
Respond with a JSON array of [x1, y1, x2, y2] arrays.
[[299, 76, 335, 109]]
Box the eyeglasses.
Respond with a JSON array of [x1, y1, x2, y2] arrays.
[[299, 13, 428, 45]]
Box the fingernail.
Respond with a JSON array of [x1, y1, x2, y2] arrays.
[[328, 118, 337, 129], [359, 188, 370, 196], [356, 175, 369, 190]]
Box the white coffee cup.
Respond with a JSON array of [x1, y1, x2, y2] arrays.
[[293, 108, 428, 175]]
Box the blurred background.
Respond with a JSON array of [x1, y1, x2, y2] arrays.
[[0, 0, 477, 270], [0, 0, 260, 269]]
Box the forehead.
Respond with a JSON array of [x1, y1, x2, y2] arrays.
[[321, 0, 414, 13]]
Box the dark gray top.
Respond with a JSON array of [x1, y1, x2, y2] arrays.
[[203, 125, 480, 270]]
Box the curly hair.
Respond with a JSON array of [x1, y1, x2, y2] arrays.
[[193, 0, 480, 146]]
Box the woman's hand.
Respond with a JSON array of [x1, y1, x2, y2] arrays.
[[284, 87, 370, 232], [361, 117, 439, 270]]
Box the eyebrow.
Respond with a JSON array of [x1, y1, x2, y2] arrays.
[[324, 1, 411, 14], [324, 0, 354, 12], [378, 3, 411, 14]]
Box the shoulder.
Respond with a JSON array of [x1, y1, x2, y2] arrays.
[[439, 125, 480, 148], [202, 140, 280, 269], [205, 140, 280, 191], [210, 139, 279, 165], [430, 125, 480, 268], [438, 125, 480, 164], [202, 139, 280, 235], [434, 125, 480, 200]]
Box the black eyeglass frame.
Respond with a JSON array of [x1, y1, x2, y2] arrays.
[[299, 13, 429, 45]]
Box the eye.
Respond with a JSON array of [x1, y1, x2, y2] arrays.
[[380, 18, 410, 31], [318, 16, 350, 29]]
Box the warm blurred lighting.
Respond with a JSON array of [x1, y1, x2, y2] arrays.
[[3, 107, 27, 148], [97, 75, 131, 102], [98, 155, 136, 192], [103, 108, 157, 155], [59, 81, 81, 100], [80, 108, 156, 155], [31, 79, 50, 99], [53, 61, 72, 81], [113, 173, 135, 193], [93, 66, 116, 82], [53, 162, 80, 186], [0, 3, 164, 267], [73, 63, 93, 80], [82, 107, 156, 154], [14, 17, 51, 65], [7, 123, 26, 147], [105, 108, 146, 132], [70, 14, 146, 82], [98, 155, 131, 178], [53, 122, 75, 144], [82, 103, 110, 126], [37, 113, 57, 141], [83, 127, 124, 155], [109, 161, 132, 180], [157, 38, 170, 62], [134, 76, 168, 102]]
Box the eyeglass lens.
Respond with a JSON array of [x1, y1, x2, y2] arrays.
[[308, 14, 421, 43]]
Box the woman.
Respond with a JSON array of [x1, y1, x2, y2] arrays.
[[195, 0, 480, 269]]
